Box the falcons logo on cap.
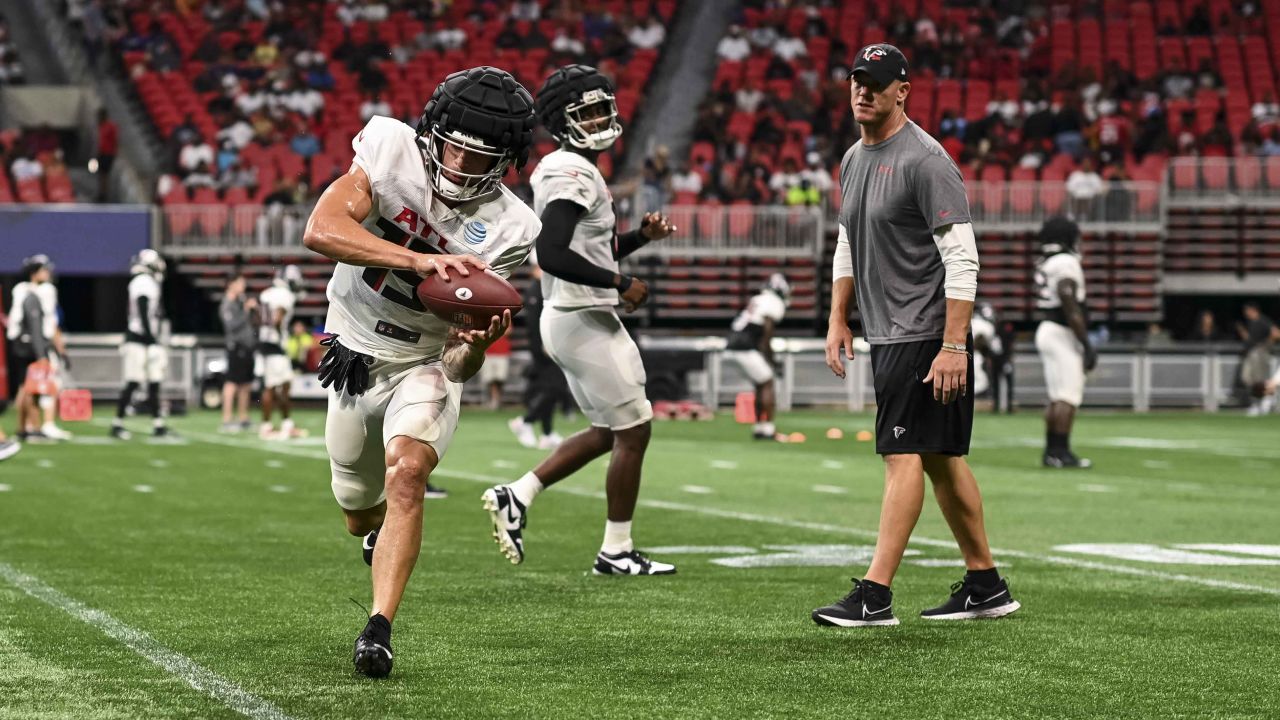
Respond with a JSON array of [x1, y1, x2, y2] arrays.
[[863, 46, 887, 61]]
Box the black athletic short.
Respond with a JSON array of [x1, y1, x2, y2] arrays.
[[869, 337, 974, 456], [225, 346, 255, 384]]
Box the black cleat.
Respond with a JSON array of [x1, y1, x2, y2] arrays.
[[481, 485, 527, 564], [153, 425, 172, 438], [921, 576, 1021, 620], [1042, 451, 1092, 469], [353, 614, 393, 678], [110, 425, 132, 440], [424, 483, 447, 499], [812, 578, 899, 627], [362, 530, 378, 567]]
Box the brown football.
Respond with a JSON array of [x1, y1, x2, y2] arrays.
[[416, 267, 523, 329]]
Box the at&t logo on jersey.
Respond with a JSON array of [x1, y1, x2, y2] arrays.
[[463, 221, 488, 245]]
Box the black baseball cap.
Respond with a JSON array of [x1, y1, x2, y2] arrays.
[[848, 43, 910, 86], [22, 254, 53, 277]]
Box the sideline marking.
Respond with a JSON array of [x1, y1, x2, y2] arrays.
[[0, 562, 296, 720]]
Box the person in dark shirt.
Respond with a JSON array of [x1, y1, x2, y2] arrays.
[[1237, 302, 1279, 415], [508, 263, 569, 449]]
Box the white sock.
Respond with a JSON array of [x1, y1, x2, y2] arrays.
[[752, 422, 765, 434], [281, 418, 295, 434], [508, 472, 543, 507], [153, 417, 165, 428], [260, 421, 273, 432], [601, 520, 633, 555], [761, 421, 775, 436]]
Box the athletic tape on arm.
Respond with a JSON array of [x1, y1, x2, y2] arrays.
[[933, 222, 979, 301], [832, 224, 853, 281]]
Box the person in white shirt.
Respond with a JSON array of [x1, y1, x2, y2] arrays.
[[627, 15, 665, 50], [670, 164, 703, 195], [256, 265, 304, 439], [1065, 158, 1106, 219], [11, 153, 43, 182], [302, 66, 539, 679], [1033, 217, 1096, 468], [178, 139, 215, 175], [773, 34, 808, 62], [725, 274, 790, 439], [481, 64, 679, 578], [716, 25, 750, 62], [7, 255, 70, 442], [800, 151, 834, 195], [111, 249, 171, 439], [360, 92, 393, 122]]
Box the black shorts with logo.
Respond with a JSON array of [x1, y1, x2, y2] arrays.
[[869, 337, 974, 456], [226, 346, 255, 384]]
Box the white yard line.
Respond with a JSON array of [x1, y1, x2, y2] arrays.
[[175, 429, 1280, 597], [0, 562, 296, 720]]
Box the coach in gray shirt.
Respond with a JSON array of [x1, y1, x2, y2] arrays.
[[812, 44, 1021, 628], [219, 275, 257, 432]]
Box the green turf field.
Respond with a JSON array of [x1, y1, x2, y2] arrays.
[[1, 408, 1277, 719]]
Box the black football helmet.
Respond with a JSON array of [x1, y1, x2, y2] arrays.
[[416, 66, 535, 201], [535, 64, 622, 151], [1038, 215, 1081, 256]]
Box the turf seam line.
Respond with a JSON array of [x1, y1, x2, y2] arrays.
[[0, 563, 297, 720], [177, 429, 1280, 598]]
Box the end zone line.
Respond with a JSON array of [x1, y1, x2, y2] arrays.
[[178, 430, 1280, 598], [0, 562, 296, 720]]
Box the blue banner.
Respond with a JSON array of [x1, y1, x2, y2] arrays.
[[0, 205, 152, 275]]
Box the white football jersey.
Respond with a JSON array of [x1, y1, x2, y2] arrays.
[[259, 282, 297, 349], [7, 281, 58, 342], [324, 115, 540, 362], [1035, 253, 1086, 309], [727, 290, 786, 350], [126, 273, 163, 341], [971, 314, 996, 347], [531, 148, 618, 309]]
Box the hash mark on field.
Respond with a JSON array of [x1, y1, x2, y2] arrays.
[[150, 459, 169, 468], [264, 460, 285, 469], [811, 484, 848, 494], [0, 484, 10, 492], [1166, 482, 1204, 492], [0, 562, 296, 720], [820, 460, 845, 470], [176, 429, 1280, 597], [1142, 460, 1171, 470], [36, 459, 54, 469], [133, 485, 154, 493], [1077, 484, 1114, 493], [268, 485, 291, 493], [681, 485, 714, 494], [492, 459, 517, 469], [709, 460, 737, 470]]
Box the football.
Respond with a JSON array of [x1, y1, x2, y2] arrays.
[[416, 267, 523, 329]]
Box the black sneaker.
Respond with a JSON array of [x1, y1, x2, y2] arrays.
[[110, 425, 132, 440], [0, 439, 20, 462], [424, 483, 447, 499], [811, 578, 899, 627], [1042, 451, 1092, 468], [153, 425, 173, 438], [353, 614, 393, 679], [920, 576, 1021, 620], [480, 485, 527, 564], [362, 530, 378, 567], [23, 430, 52, 444], [592, 549, 676, 576]]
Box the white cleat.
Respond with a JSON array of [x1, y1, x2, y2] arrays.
[[537, 432, 563, 450], [481, 485, 526, 564], [592, 550, 677, 576], [40, 423, 73, 441], [508, 417, 537, 448]]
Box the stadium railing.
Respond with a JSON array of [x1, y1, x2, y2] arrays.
[[961, 181, 1166, 233], [1168, 157, 1280, 206]]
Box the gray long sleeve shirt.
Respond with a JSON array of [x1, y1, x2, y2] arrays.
[[219, 296, 255, 350]]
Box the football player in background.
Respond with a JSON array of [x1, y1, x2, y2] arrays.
[[302, 66, 539, 678], [111, 249, 170, 439], [508, 260, 570, 450], [257, 264, 304, 439], [1034, 216, 1096, 468], [724, 273, 789, 440], [482, 65, 678, 576], [7, 254, 70, 441], [970, 302, 999, 399]]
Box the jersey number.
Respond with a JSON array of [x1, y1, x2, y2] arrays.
[[361, 218, 446, 310]]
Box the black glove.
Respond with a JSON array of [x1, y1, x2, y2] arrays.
[[317, 335, 374, 397], [59, 351, 72, 372], [1083, 343, 1099, 372]]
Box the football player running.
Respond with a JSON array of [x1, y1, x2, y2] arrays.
[[1034, 216, 1096, 468], [481, 65, 678, 577], [257, 264, 304, 439], [111, 249, 171, 439], [724, 273, 790, 440], [302, 66, 539, 679]]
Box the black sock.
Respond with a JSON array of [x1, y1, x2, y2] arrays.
[[862, 579, 892, 596], [965, 567, 1000, 588], [116, 382, 139, 419], [1046, 431, 1069, 453], [146, 382, 162, 418]]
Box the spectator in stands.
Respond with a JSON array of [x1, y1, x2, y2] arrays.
[[95, 108, 118, 202], [10, 148, 43, 183], [359, 92, 392, 123], [768, 157, 802, 201], [1203, 116, 1234, 156], [219, 158, 258, 193], [670, 164, 703, 198], [1066, 158, 1106, 220], [1161, 57, 1194, 100], [1145, 323, 1174, 348], [801, 152, 833, 195], [1094, 100, 1131, 166], [1190, 310, 1225, 344], [262, 178, 298, 207], [178, 136, 215, 177], [1262, 128, 1280, 156], [628, 15, 665, 50], [1241, 121, 1265, 154], [510, 1, 540, 21], [289, 121, 321, 161], [717, 25, 750, 62], [286, 319, 315, 372], [1251, 92, 1280, 127], [785, 178, 821, 207], [735, 80, 764, 113], [1053, 99, 1087, 160], [773, 31, 807, 62], [0, 46, 25, 85], [550, 26, 584, 56], [495, 19, 523, 50], [1195, 59, 1222, 90], [938, 110, 967, 140], [216, 140, 239, 175], [1185, 3, 1212, 35], [148, 37, 182, 72], [765, 54, 794, 80], [170, 114, 201, 149]]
